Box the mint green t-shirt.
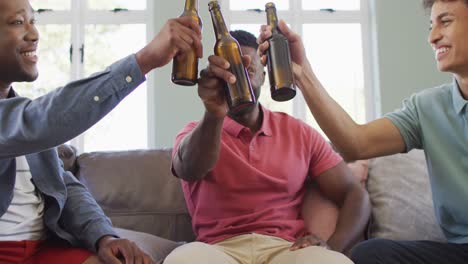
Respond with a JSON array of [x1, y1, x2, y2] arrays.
[[386, 81, 468, 243]]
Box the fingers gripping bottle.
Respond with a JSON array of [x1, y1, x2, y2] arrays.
[[208, 0, 256, 113], [171, 0, 202, 86], [265, 2, 296, 101]]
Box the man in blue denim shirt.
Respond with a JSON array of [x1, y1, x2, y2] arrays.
[[0, 0, 202, 263]]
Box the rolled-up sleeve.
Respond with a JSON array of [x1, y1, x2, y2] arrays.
[[385, 93, 423, 152]]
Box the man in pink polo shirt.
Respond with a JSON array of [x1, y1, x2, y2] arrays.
[[166, 30, 370, 264]]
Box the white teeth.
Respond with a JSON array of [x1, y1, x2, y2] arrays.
[[21, 51, 36, 57], [436, 47, 449, 56]]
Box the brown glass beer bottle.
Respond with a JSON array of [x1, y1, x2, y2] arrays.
[[265, 2, 296, 101], [171, 0, 202, 86], [208, 0, 256, 113]]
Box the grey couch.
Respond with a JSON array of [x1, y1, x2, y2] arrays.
[[70, 148, 445, 263], [74, 149, 193, 263]]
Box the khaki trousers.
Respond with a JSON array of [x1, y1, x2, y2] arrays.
[[164, 233, 353, 264]]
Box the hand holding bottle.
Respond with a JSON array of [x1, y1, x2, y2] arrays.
[[208, 0, 256, 114], [198, 54, 252, 119], [136, 17, 203, 75], [172, 0, 203, 86], [258, 20, 313, 89], [264, 3, 296, 101], [258, 20, 308, 67]]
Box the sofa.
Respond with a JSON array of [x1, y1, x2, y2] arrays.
[[64, 147, 446, 263]]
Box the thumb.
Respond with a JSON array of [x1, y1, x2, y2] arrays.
[[278, 20, 297, 41], [292, 63, 302, 76]]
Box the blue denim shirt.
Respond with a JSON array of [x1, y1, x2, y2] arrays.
[[0, 54, 145, 251]]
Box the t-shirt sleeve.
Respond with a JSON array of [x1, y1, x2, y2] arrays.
[[307, 127, 343, 178], [171, 121, 198, 177], [385, 94, 422, 152]]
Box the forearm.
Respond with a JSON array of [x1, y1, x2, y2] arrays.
[[327, 184, 371, 252], [174, 111, 224, 181], [296, 64, 364, 160], [60, 172, 117, 252], [135, 47, 153, 75]]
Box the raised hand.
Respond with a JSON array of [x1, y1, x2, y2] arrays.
[[197, 54, 251, 119], [136, 17, 203, 74], [257, 20, 307, 67]]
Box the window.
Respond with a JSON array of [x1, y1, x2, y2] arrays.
[[224, 0, 376, 136], [230, 0, 289, 10], [302, 0, 360, 11], [16, 0, 151, 152]]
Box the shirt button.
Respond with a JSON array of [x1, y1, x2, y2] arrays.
[[93, 96, 100, 102], [125, 76, 133, 83]]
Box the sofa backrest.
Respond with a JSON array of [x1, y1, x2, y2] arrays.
[[73, 147, 370, 246], [366, 149, 446, 242], [75, 148, 196, 242]]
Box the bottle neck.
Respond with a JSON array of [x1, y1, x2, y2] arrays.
[[210, 6, 229, 39], [184, 0, 198, 12], [266, 7, 279, 33]]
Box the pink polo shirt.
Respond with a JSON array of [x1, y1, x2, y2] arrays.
[[172, 106, 342, 244]]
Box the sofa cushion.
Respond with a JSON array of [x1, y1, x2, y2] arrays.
[[76, 149, 195, 242], [367, 149, 446, 242]]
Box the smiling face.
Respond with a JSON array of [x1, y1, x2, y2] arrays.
[[428, 0, 468, 77], [0, 0, 39, 87]]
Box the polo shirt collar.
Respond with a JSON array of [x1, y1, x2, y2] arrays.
[[452, 79, 468, 114], [223, 104, 273, 137]]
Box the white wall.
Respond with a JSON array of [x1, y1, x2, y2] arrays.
[[373, 0, 451, 114], [150, 0, 215, 147]]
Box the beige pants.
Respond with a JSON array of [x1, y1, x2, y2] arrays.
[[164, 233, 353, 264]]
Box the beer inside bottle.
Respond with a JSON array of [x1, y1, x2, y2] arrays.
[[208, 0, 256, 113], [171, 0, 202, 86], [265, 2, 296, 101]]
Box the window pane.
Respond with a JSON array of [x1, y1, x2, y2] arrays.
[[302, 24, 365, 135], [230, 0, 289, 11], [302, 0, 359, 10], [230, 24, 293, 115], [83, 24, 147, 152], [87, 0, 146, 10], [14, 25, 71, 99], [30, 0, 71, 10]]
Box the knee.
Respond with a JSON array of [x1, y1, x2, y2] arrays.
[[351, 239, 396, 264], [163, 253, 187, 264], [163, 251, 190, 264], [163, 242, 206, 264]]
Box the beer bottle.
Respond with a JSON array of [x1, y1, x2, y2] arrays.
[[265, 2, 296, 101], [208, 0, 256, 113], [171, 0, 202, 86]]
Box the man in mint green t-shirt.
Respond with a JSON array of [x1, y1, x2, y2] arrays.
[[254, 0, 468, 263]]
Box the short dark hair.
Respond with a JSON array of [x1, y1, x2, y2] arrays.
[[229, 30, 258, 50], [423, 0, 468, 9]]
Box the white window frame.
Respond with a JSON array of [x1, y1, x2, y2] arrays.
[[221, 0, 380, 122], [34, 0, 154, 152]]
